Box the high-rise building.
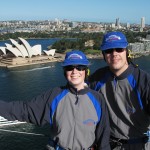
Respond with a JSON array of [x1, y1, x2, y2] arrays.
[[141, 17, 145, 28], [115, 18, 120, 29], [126, 22, 130, 29]]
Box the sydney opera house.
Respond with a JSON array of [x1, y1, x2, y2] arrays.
[[0, 37, 57, 68]]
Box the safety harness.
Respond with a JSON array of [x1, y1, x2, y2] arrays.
[[110, 131, 150, 149], [46, 138, 96, 150]]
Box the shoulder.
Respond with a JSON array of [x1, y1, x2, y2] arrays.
[[89, 66, 109, 81], [130, 66, 150, 93], [133, 66, 150, 81], [92, 66, 109, 75]]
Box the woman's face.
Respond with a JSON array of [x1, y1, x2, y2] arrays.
[[64, 65, 86, 90]]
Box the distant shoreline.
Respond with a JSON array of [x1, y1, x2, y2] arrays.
[[0, 52, 149, 69], [0, 55, 62, 69], [0, 53, 102, 69]]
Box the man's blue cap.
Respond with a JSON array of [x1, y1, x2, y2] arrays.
[[100, 31, 128, 51], [61, 50, 90, 66]]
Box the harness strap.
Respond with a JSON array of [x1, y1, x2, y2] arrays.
[[47, 139, 96, 150], [110, 136, 149, 145], [47, 139, 66, 150]]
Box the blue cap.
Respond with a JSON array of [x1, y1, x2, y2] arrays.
[[100, 31, 128, 51], [61, 50, 90, 66]]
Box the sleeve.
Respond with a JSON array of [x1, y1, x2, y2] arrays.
[[144, 79, 150, 115], [0, 88, 54, 126], [95, 94, 111, 150], [137, 69, 150, 116]]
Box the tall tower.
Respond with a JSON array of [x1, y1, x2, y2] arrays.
[[141, 17, 145, 28], [115, 18, 120, 29]]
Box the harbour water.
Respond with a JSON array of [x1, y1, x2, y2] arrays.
[[0, 39, 150, 150]]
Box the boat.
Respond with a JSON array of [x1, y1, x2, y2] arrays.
[[0, 116, 25, 127]]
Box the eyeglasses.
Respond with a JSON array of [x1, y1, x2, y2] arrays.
[[64, 65, 87, 71], [104, 48, 125, 54]]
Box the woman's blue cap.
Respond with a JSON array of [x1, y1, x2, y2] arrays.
[[61, 50, 90, 67], [100, 31, 128, 51]]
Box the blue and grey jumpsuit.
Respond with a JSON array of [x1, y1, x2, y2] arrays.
[[89, 64, 150, 150], [0, 84, 110, 150]]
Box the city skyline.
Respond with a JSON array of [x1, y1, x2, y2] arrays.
[[0, 0, 150, 24]]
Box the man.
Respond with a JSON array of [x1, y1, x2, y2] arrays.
[[88, 31, 150, 150], [0, 50, 110, 150]]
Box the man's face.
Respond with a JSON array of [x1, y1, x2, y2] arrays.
[[103, 48, 128, 76]]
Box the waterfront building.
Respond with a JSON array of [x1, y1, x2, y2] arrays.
[[128, 42, 150, 58], [0, 38, 41, 58], [128, 43, 145, 52], [0, 38, 56, 58], [0, 38, 57, 67]]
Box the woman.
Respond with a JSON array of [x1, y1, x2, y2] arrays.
[[0, 50, 110, 150]]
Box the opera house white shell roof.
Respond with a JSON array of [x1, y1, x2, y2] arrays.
[[0, 38, 56, 58], [43, 49, 56, 56]]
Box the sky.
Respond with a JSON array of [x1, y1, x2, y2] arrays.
[[0, 0, 150, 24]]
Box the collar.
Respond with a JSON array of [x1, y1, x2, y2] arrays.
[[66, 83, 89, 95], [110, 64, 134, 80]]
